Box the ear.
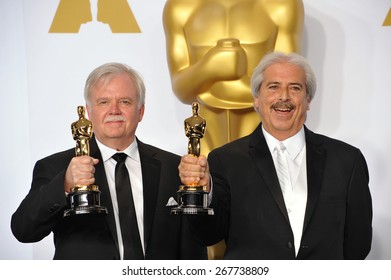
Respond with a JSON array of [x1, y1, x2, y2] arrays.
[[253, 95, 260, 112], [86, 104, 91, 118], [138, 104, 145, 122]]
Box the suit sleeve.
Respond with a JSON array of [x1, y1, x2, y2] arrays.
[[11, 158, 69, 242], [178, 216, 208, 259], [344, 150, 373, 259], [186, 150, 231, 246]]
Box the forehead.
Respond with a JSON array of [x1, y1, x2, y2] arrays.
[[93, 74, 136, 95], [263, 62, 306, 83]]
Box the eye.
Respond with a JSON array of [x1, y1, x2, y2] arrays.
[[97, 100, 109, 105], [119, 99, 132, 106], [289, 85, 303, 92], [267, 84, 279, 90]]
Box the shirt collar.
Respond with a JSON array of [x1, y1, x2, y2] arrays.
[[262, 125, 305, 161], [95, 138, 140, 163]]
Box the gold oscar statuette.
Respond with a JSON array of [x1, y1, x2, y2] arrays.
[[171, 102, 214, 215], [64, 106, 108, 217]]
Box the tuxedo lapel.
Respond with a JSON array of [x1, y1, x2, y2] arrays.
[[89, 136, 119, 252], [249, 125, 290, 223], [137, 140, 160, 251], [302, 127, 326, 233]]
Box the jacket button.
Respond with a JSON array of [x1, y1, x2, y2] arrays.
[[287, 242, 293, 249]]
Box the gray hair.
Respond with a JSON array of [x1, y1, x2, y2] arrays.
[[250, 52, 317, 102], [84, 62, 146, 109]]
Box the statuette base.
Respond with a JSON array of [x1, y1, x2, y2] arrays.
[[171, 187, 214, 215], [64, 187, 108, 217]]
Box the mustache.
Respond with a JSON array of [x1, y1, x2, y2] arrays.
[[104, 115, 127, 123], [271, 101, 295, 110]]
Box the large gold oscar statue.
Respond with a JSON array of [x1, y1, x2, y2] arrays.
[[163, 0, 304, 259]]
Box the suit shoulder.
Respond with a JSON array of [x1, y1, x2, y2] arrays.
[[138, 140, 181, 161], [36, 148, 75, 164], [307, 129, 363, 157], [210, 134, 251, 155], [31, 148, 75, 175]]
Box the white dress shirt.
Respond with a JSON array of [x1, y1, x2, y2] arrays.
[[96, 138, 144, 260], [263, 126, 308, 256]]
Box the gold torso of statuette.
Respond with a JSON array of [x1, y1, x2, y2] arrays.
[[185, 103, 206, 157], [71, 106, 93, 157], [185, 3, 279, 106]]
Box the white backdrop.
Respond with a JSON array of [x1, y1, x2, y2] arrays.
[[1, 0, 390, 260]]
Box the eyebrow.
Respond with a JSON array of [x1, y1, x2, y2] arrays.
[[266, 81, 303, 87], [289, 82, 304, 88]]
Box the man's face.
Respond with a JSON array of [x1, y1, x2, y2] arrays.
[[254, 62, 310, 140], [86, 73, 144, 150]]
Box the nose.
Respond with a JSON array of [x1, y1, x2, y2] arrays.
[[279, 87, 290, 101], [109, 101, 121, 114]]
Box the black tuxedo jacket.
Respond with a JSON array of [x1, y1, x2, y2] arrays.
[[11, 137, 206, 260], [190, 124, 372, 259]]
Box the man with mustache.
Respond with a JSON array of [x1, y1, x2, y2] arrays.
[[11, 62, 207, 260], [179, 52, 373, 259]]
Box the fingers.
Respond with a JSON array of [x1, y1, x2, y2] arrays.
[[179, 155, 210, 191], [64, 156, 99, 193]]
